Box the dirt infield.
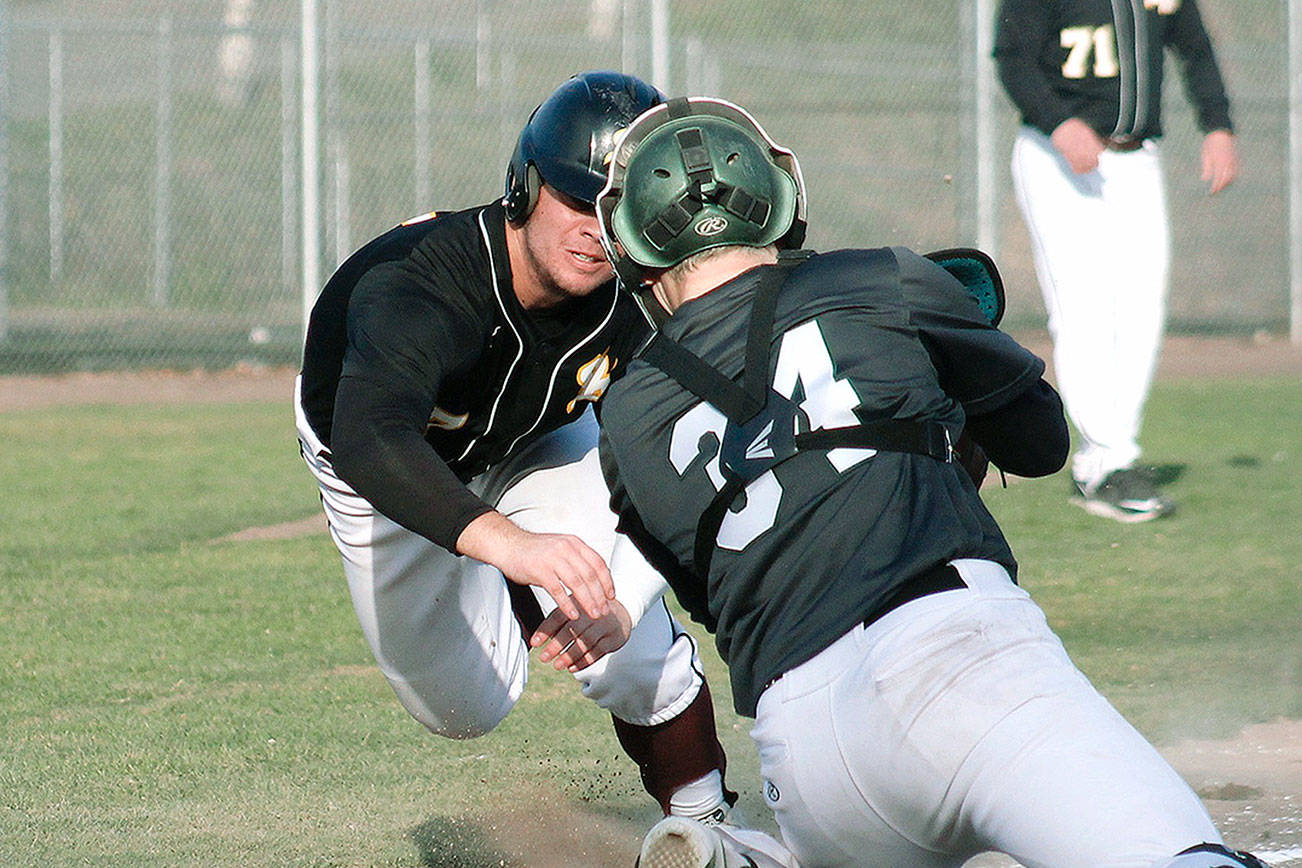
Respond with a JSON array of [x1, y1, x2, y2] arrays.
[[405, 718, 1302, 867], [0, 333, 1299, 413], [465, 722, 1302, 867]]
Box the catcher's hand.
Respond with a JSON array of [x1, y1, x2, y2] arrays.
[[530, 600, 632, 673], [954, 429, 989, 489]]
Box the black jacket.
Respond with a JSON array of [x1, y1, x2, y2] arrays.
[[300, 201, 650, 550], [994, 0, 1233, 141]]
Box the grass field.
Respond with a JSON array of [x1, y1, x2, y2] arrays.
[[1, 371, 1300, 866]]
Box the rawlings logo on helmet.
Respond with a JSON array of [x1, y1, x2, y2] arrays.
[[695, 216, 729, 236]]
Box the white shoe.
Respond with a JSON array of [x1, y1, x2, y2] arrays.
[[699, 800, 748, 830], [636, 816, 727, 868]]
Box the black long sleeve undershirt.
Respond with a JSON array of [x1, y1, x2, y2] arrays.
[[963, 378, 1069, 478], [329, 372, 492, 554]]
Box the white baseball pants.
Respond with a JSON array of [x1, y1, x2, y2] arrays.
[[1011, 126, 1170, 488], [295, 378, 703, 738], [750, 559, 1221, 868]]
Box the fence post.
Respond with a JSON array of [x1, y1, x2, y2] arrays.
[[324, 0, 348, 267], [301, 0, 321, 337], [1291, 0, 1302, 342], [153, 15, 173, 307], [414, 38, 432, 211], [49, 26, 63, 287], [621, 0, 635, 72], [650, 0, 669, 91], [974, 0, 998, 258], [281, 35, 296, 299], [0, 0, 9, 344]]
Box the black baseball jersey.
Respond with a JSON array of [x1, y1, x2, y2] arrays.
[[299, 200, 651, 551], [599, 248, 1051, 716], [994, 0, 1233, 142]]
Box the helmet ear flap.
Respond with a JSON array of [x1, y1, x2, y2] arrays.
[[504, 161, 539, 223], [524, 165, 542, 218], [502, 163, 546, 224]]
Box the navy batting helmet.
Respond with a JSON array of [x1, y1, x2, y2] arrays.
[[504, 71, 664, 223]]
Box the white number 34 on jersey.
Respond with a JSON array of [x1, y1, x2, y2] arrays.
[[667, 320, 872, 553]]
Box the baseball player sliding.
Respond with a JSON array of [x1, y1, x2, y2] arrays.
[[296, 72, 747, 836], [531, 95, 1268, 867], [995, 0, 1240, 522]]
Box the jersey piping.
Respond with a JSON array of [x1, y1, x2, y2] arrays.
[[455, 208, 527, 465], [467, 209, 623, 460], [503, 295, 619, 456]]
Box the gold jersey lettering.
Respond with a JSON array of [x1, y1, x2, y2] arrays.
[[1061, 24, 1118, 79], [426, 405, 469, 432], [567, 350, 616, 413]]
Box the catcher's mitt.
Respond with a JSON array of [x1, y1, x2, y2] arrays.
[[925, 247, 1006, 327]]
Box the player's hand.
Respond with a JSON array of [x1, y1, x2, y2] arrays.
[[456, 511, 615, 621], [1201, 129, 1239, 195], [530, 600, 632, 672], [1051, 118, 1105, 174]]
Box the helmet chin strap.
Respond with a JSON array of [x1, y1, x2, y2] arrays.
[[631, 283, 671, 329]]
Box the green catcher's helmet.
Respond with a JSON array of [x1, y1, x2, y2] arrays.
[[597, 97, 807, 284]]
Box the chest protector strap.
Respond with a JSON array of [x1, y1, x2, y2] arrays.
[[641, 255, 953, 575]]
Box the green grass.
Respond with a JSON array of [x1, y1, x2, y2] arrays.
[[1, 377, 1299, 865], [980, 377, 1302, 741]]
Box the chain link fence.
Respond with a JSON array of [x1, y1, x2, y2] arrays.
[[0, 0, 1291, 373]]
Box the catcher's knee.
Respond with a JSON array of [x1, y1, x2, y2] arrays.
[[1152, 843, 1269, 868]]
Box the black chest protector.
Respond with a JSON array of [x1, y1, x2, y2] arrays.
[[640, 247, 1005, 576]]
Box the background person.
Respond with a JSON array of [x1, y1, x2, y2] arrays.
[[994, 0, 1240, 522]]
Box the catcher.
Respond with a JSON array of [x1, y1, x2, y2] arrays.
[[534, 95, 1269, 868]]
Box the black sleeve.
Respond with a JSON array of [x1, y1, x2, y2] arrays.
[[962, 379, 1069, 478], [897, 248, 1046, 415], [1167, 0, 1234, 133], [894, 247, 1067, 477], [328, 265, 492, 553], [993, 0, 1075, 135]]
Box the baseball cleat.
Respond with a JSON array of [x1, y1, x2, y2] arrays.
[[636, 816, 725, 868], [1070, 468, 1175, 523]]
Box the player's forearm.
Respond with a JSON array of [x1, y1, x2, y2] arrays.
[[330, 380, 491, 551], [607, 533, 669, 629], [994, 54, 1075, 136], [1170, 0, 1234, 134], [1178, 51, 1233, 134], [963, 379, 1068, 477], [454, 510, 524, 564]]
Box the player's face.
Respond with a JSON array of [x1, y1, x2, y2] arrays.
[[516, 184, 613, 305]]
